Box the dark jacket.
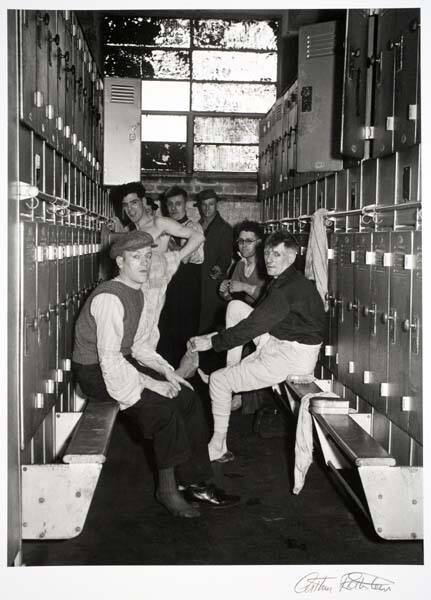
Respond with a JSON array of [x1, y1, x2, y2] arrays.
[[199, 212, 233, 333], [212, 264, 327, 352]]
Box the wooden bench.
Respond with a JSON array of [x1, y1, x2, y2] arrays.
[[281, 378, 423, 541], [21, 396, 119, 540]]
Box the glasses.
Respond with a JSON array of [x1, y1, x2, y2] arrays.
[[237, 238, 258, 246]]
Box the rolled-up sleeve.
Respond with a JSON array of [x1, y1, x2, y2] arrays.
[[91, 294, 147, 408]]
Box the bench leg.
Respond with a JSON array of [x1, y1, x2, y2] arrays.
[[358, 466, 423, 540], [21, 463, 102, 540]]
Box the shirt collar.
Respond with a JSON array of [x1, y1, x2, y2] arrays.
[[271, 264, 298, 287]]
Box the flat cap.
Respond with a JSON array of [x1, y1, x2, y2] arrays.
[[109, 230, 157, 259], [195, 188, 219, 203]]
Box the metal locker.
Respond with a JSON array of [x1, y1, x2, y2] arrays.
[[334, 170, 347, 231], [258, 119, 266, 200], [300, 184, 308, 217], [308, 181, 316, 216], [69, 164, 77, 206], [351, 232, 373, 402], [385, 231, 413, 432], [19, 125, 33, 186], [395, 144, 420, 230], [294, 187, 301, 220], [346, 166, 361, 231], [372, 409, 390, 453], [371, 10, 398, 158], [273, 98, 284, 193], [336, 233, 355, 390], [54, 151, 63, 201], [55, 11, 70, 156], [45, 10, 58, 147], [287, 82, 298, 176], [406, 231, 421, 443], [368, 232, 390, 413], [280, 90, 290, 189], [19, 11, 39, 131], [94, 76, 104, 169], [103, 77, 142, 185], [393, 9, 420, 151], [325, 231, 338, 376], [297, 21, 344, 172], [316, 178, 325, 211], [35, 10, 51, 140], [340, 10, 371, 159], [33, 134, 44, 191], [361, 158, 377, 229], [326, 174, 336, 211], [376, 154, 396, 230], [62, 13, 75, 160], [44, 143, 55, 197], [20, 222, 38, 446], [294, 233, 308, 274]]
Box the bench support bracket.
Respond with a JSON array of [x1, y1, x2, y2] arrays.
[[358, 466, 423, 540], [21, 463, 102, 540]]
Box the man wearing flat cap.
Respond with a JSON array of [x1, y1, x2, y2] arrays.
[[72, 231, 239, 519], [196, 189, 233, 338]]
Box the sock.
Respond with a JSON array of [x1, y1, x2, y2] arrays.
[[157, 467, 200, 518]]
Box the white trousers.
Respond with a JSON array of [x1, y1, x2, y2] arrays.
[[209, 300, 321, 447]]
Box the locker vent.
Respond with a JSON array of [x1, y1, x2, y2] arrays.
[[306, 31, 337, 59], [275, 103, 282, 121], [110, 84, 136, 104]]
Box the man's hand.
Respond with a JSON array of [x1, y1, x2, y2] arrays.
[[166, 369, 194, 391], [228, 280, 245, 294], [144, 376, 180, 399], [188, 333, 217, 353]]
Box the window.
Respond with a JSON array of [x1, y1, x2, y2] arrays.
[[104, 16, 278, 175]]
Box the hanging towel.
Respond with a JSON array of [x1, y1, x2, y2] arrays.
[[293, 391, 339, 495], [304, 208, 329, 311]]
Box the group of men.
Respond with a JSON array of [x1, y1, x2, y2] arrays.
[[72, 182, 327, 519]]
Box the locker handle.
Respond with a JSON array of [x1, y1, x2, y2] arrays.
[[401, 318, 416, 332], [362, 305, 375, 317], [40, 310, 50, 322], [347, 301, 358, 312]]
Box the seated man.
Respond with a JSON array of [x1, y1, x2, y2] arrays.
[[189, 230, 327, 462], [72, 231, 239, 519]]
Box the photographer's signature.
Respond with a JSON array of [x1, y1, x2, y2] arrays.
[[294, 571, 394, 594]]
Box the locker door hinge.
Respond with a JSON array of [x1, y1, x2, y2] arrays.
[[364, 126, 375, 140]]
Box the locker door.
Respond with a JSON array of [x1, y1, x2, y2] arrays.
[[33, 134, 44, 193], [395, 144, 420, 230], [371, 10, 398, 158], [55, 11, 69, 155], [280, 91, 290, 190], [45, 10, 58, 147], [346, 166, 361, 231], [20, 222, 38, 446], [336, 233, 355, 390], [341, 9, 370, 158], [19, 11, 39, 130], [63, 12, 74, 160], [376, 154, 396, 230], [35, 10, 50, 140], [36, 223, 53, 409], [361, 157, 377, 227], [393, 9, 420, 151], [351, 232, 373, 402], [334, 170, 347, 231], [287, 83, 298, 175], [316, 178, 325, 210], [44, 143, 55, 197], [326, 174, 336, 212], [385, 231, 413, 431], [325, 232, 338, 376], [407, 231, 421, 443], [56, 226, 67, 411], [258, 119, 266, 200], [47, 225, 59, 388]]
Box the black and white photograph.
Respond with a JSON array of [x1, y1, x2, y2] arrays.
[[2, 1, 430, 598]]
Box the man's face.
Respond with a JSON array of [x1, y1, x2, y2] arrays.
[[122, 193, 148, 224], [117, 247, 152, 286], [166, 194, 186, 221], [264, 242, 295, 278], [200, 197, 217, 220], [237, 230, 260, 259]]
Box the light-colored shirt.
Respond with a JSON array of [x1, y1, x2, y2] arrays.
[[90, 252, 181, 410]]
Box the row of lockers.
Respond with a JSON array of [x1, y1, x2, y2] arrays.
[[262, 144, 421, 233], [19, 10, 104, 181], [258, 8, 421, 200], [20, 221, 102, 451], [19, 124, 113, 217]]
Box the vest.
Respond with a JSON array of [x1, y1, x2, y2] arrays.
[[72, 280, 144, 365]]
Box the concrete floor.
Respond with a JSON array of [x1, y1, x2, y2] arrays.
[[23, 385, 423, 566]]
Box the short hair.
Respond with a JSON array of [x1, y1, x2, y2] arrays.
[[165, 185, 187, 201], [116, 181, 146, 202], [236, 220, 264, 240], [265, 230, 299, 252]]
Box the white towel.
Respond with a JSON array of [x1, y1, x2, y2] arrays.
[[293, 391, 338, 494], [304, 208, 329, 311]]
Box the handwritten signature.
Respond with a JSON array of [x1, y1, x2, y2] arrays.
[[294, 572, 394, 594]]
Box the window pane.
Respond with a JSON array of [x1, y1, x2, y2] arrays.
[[142, 142, 187, 172], [193, 19, 278, 50], [194, 117, 259, 143], [104, 47, 142, 78], [141, 115, 187, 142], [194, 145, 258, 172], [142, 50, 190, 79], [192, 83, 276, 113], [193, 50, 277, 82], [141, 81, 190, 111], [105, 16, 190, 47]]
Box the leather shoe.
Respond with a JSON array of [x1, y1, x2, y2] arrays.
[[212, 450, 235, 464], [183, 483, 240, 508]]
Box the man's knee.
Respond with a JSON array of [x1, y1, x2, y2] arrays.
[[209, 368, 230, 396], [226, 300, 252, 327]]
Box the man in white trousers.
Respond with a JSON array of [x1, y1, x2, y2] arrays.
[[189, 230, 327, 462]]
